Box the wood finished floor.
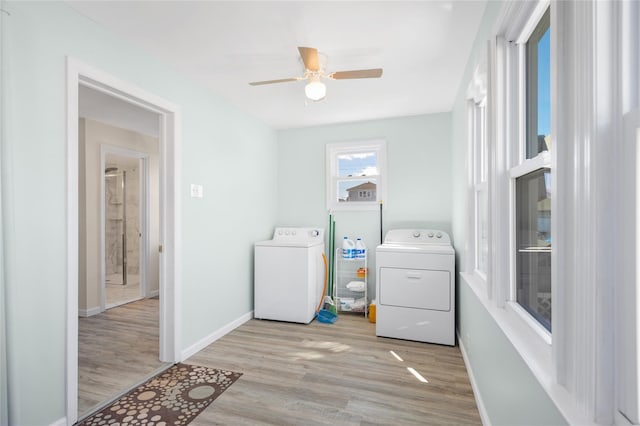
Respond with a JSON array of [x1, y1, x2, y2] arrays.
[[79, 299, 481, 425], [188, 315, 481, 425], [78, 297, 166, 416]]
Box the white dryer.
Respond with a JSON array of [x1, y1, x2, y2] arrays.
[[254, 227, 325, 324], [376, 229, 455, 345]]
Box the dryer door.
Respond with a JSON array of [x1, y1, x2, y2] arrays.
[[379, 267, 450, 311]]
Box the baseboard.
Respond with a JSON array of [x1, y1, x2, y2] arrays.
[[148, 289, 159, 298], [457, 329, 491, 426], [181, 310, 253, 360], [49, 417, 67, 426], [78, 306, 101, 317]]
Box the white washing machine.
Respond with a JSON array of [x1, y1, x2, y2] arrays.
[[376, 229, 455, 346], [254, 227, 325, 324]]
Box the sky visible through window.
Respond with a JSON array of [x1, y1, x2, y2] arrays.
[[538, 28, 550, 138], [337, 152, 378, 200]]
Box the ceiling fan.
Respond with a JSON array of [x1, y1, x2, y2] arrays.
[[249, 46, 383, 102]]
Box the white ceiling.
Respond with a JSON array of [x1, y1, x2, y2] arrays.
[[68, 1, 487, 130]]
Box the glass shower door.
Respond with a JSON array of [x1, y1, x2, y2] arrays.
[[105, 168, 126, 286]]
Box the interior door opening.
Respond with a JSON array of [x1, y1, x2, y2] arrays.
[[78, 87, 165, 417], [68, 57, 182, 425]]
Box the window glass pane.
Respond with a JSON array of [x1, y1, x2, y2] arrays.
[[480, 106, 488, 182], [516, 169, 552, 331], [337, 179, 377, 203], [526, 8, 551, 159], [477, 188, 488, 273], [337, 152, 378, 177]]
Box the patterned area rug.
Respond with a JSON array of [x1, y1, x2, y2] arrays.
[[79, 363, 242, 426]]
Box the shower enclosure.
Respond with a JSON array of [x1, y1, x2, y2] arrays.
[[104, 154, 141, 308], [105, 167, 128, 285]]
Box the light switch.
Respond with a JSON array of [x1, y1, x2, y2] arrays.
[[190, 184, 203, 198]]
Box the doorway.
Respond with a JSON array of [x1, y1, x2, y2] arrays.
[[67, 58, 182, 425], [78, 91, 163, 417]]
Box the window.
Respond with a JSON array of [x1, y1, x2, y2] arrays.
[[326, 140, 387, 211], [515, 168, 551, 331], [526, 8, 551, 159], [473, 102, 489, 278], [467, 57, 489, 281], [510, 6, 552, 333], [484, 1, 629, 422]]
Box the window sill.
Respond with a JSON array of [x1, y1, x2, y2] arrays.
[[460, 273, 596, 426], [469, 269, 488, 296], [328, 202, 382, 212], [505, 301, 552, 345]]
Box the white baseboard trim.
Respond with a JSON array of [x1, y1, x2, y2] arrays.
[[181, 311, 253, 360], [148, 289, 159, 298], [457, 329, 491, 426], [49, 417, 67, 426], [78, 306, 101, 317]]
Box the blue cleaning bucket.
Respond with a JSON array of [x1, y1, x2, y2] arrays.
[[317, 309, 338, 324]]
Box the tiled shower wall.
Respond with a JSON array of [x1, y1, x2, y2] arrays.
[[105, 162, 140, 278]]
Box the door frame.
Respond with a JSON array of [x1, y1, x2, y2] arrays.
[[101, 147, 150, 311], [66, 57, 182, 424]]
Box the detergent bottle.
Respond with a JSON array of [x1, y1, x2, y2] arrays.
[[342, 237, 355, 259], [355, 238, 367, 259]]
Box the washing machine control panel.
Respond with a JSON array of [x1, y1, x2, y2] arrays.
[[384, 229, 451, 245], [273, 227, 325, 242]]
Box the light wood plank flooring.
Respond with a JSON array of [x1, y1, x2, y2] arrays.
[[78, 297, 166, 416], [105, 275, 141, 308], [188, 314, 481, 425], [79, 301, 480, 425]]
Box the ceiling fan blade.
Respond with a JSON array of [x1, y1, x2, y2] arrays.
[[298, 47, 320, 71], [329, 68, 383, 80], [249, 77, 300, 86]]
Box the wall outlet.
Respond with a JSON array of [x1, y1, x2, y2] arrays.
[[190, 184, 203, 198]]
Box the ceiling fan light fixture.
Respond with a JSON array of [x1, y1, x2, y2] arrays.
[[305, 80, 326, 101], [248, 46, 382, 103]]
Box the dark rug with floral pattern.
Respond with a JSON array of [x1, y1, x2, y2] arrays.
[[78, 363, 242, 426]]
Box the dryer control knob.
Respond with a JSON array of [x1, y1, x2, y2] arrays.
[[428, 232, 434, 238], [436, 232, 442, 238], [311, 230, 319, 237], [413, 231, 421, 238], [277, 230, 283, 235], [285, 230, 290, 235], [292, 230, 297, 235]]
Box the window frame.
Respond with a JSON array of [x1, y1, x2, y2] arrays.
[[507, 3, 553, 341], [470, 98, 489, 283], [326, 139, 387, 212], [466, 52, 490, 291], [617, 1, 640, 423], [474, 103, 489, 282], [525, 8, 551, 160], [467, 0, 556, 404], [617, 108, 640, 424]]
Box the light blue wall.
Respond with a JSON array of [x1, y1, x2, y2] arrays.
[[451, 2, 567, 425], [277, 114, 452, 297], [2, 2, 277, 424], [459, 282, 567, 425]]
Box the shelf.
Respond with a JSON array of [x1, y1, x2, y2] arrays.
[[334, 248, 368, 318]]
